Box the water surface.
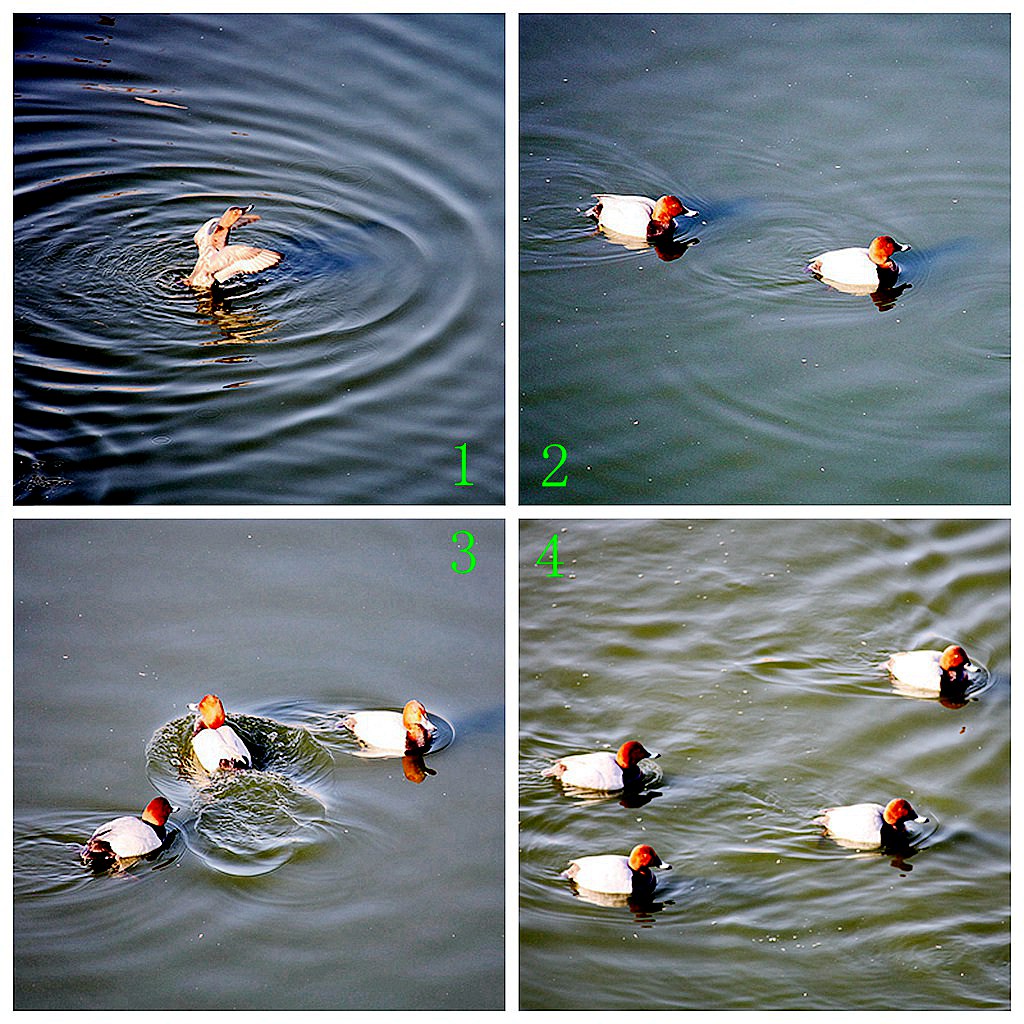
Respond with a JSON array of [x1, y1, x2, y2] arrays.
[[520, 518, 1008, 1009], [15, 520, 504, 1009], [15, 14, 504, 503], [520, 15, 1009, 504]]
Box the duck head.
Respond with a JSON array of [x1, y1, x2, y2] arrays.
[[868, 235, 911, 268]]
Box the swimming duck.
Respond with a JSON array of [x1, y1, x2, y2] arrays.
[[584, 193, 699, 241], [184, 204, 282, 290], [541, 740, 658, 791], [806, 235, 911, 289], [80, 796, 172, 869], [189, 693, 253, 771], [342, 699, 437, 754], [885, 644, 972, 695], [816, 798, 928, 850], [563, 843, 671, 896]]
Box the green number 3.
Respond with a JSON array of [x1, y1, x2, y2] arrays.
[[450, 531, 476, 574]]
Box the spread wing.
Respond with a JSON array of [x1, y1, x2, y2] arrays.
[[209, 244, 283, 283]]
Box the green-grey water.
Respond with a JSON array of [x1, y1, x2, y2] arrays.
[[520, 14, 1009, 504], [520, 519, 1008, 1010], [15, 520, 504, 1010]]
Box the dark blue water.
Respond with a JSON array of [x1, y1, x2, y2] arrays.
[[15, 14, 504, 503]]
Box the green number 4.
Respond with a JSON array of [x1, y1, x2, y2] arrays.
[[536, 534, 564, 577]]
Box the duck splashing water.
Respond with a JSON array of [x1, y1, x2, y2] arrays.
[[184, 204, 282, 290]]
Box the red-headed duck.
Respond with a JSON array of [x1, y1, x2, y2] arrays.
[[563, 843, 671, 896], [189, 693, 252, 771], [80, 796, 172, 868], [584, 193, 699, 241], [342, 699, 436, 753], [885, 644, 972, 695], [541, 740, 658, 791], [806, 235, 911, 289], [816, 798, 928, 850], [184, 204, 282, 290]]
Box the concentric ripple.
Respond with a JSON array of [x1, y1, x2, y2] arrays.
[[15, 13, 503, 503], [146, 710, 334, 877]]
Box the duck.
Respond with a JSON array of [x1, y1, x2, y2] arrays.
[[806, 235, 910, 289], [563, 843, 671, 896], [816, 798, 928, 850], [403, 723, 433, 755], [189, 693, 253, 771], [342, 699, 437, 754], [885, 644, 972, 695], [541, 740, 658, 791], [184, 204, 282, 290], [584, 193, 699, 241], [80, 796, 172, 869]]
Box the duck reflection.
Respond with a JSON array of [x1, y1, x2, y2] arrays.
[[192, 292, 282, 348], [810, 273, 912, 312], [553, 785, 663, 809], [593, 225, 701, 263], [401, 751, 437, 784], [569, 887, 675, 916]]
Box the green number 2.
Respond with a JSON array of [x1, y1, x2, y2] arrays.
[[451, 531, 476, 574], [541, 443, 568, 487]]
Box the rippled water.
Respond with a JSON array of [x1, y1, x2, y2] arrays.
[[12, 11, 1015, 1016], [520, 519, 1009, 1010], [520, 14, 1009, 503], [14, 520, 504, 1009], [145, 705, 337, 877], [14, 13, 503, 503]]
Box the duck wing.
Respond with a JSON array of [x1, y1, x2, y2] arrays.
[[209, 244, 283, 284]]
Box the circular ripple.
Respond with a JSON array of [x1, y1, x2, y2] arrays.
[[146, 711, 334, 877], [521, 132, 707, 272], [15, 14, 503, 502], [14, 810, 185, 897]]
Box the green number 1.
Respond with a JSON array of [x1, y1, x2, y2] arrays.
[[451, 531, 476, 574], [536, 534, 564, 577], [455, 443, 474, 487]]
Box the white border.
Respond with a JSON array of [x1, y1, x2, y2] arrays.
[[9, 9, 1018, 1018]]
